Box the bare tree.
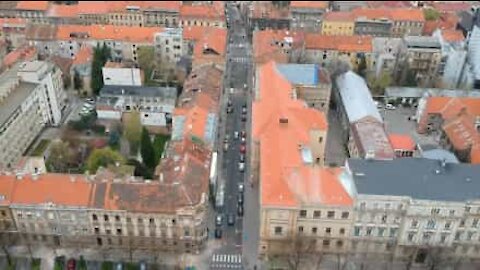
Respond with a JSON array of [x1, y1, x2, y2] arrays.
[[286, 237, 323, 270]]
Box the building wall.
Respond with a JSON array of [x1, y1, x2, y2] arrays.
[[96, 109, 122, 120], [354, 20, 392, 37], [295, 84, 331, 115], [249, 18, 290, 32], [180, 17, 225, 28], [143, 11, 178, 27], [321, 21, 354, 36], [102, 67, 142, 86], [154, 30, 183, 68], [290, 10, 324, 32], [391, 21, 424, 38]]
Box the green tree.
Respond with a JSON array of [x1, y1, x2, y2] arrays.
[[404, 68, 418, 87], [86, 147, 125, 173], [73, 70, 83, 90], [90, 43, 111, 95], [140, 127, 156, 169], [153, 134, 169, 165], [123, 111, 142, 155], [46, 140, 75, 173], [137, 46, 155, 85], [424, 8, 440, 21], [368, 72, 392, 96]]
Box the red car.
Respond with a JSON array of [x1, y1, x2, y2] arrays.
[[240, 144, 246, 153], [67, 259, 76, 270]]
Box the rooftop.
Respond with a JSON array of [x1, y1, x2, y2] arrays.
[[253, 29, 305, 64], [348, 158, 480, 202], [180, 3, 224, 20], [389, 133, 416, 151], [290, 1, 328, 10], [72, 45, 93, 65], [305, 34, 373, 52], [100, 85, 177, 101], [323, 11, 355, 22], [350, 116, 394, 159], [16, 1, 49, 11], [57, 25, 163, 43], [335, 71, 382, 123], [276, 64, 320, 86], [385, 87, 480, 99], [424, 97, 480, 118], [422, 149, 459, 163], [405, 36, 441, 49]]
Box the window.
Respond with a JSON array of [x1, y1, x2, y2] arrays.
[[323, 240, 330, 246], [318, 137, 323, 143], [92, 214, 97, 221], [423, 232, 432, 241], [378, 228, 385, 237], [389, 228, 398, 238], [325, 227, 331, 234], [1, 211, 6, 217], [467, 231, 474, 241], [360, 202, 366, 210], [327, 211, 335, 218], [366, 227, 373, 236], [115, 215, 120, 222], [298, 226, 304, 233], [426, 220, 436, 230], [460, 219, 465, 227], [299, 210, 307, 218], [106, 229, 111, 235], [445, 221, 451, 230], [466, 206, 471, 213], [313, 211, 321, 218], [149, 218, 155, 225], [381, 215, 387, 223], [274, 226, 282, 235], [341, 212, 349, 219], [354, 226, 360, 236], [340, 228, 345, 235], [126, 217, 131, 223], [117, 228, 122, 235], [449, 210, 455, 216], [411, 220, 418, 228], [104, 215, 109, 222], [455, 232, 462, 241], [94, 227, 99, 234], [473, 219, 479, 228], [431, 208, 440, 215], [138, 218, 143, 224], [312, 227, 317, 234], [408, 233, 415, 242], [440, 234, 447, 243]]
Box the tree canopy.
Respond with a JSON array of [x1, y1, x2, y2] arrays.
[[424, 8, 440, 21], [46, 140, 76, 173], [140, 127, 156, 169], [123, 111, 142, 155], [86, 147, 125, 173], [367, 72, 392, 96], [90, 43, 110, 95]]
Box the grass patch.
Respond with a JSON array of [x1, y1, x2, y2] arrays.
[[31, 258, 41, 270], [31, 139, 51, 157]]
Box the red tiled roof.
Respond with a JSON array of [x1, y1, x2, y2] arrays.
[[442, 29, 465, 43], [442, 113, 480, 151], [290, 1, 328, 9], [47, 4, 78, 18], [389, 134, 416, 151], [471, 144, 480, 164], [367, 1, 412, 9], [305, 34, 372, 52], [2, 46, 36, 69], [432, 2, 472, 13], [57, 25, 163, 43], [323, 11, 355, 22], [72, 45, 93, 65], [253, 30, 305, 64], [16, 1, 49, 11], [193, 27, 227, 57], [180, 4, 224, 20], [389, 8, 425, 22]]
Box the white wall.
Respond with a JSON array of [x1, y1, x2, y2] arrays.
[[97, 109, 122, 120], [140, 112, 166, 127], [102, 67, 142, 86]]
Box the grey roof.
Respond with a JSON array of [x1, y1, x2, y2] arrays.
[[335, 71, 382, 123], [348, 158, 480, 202], [405, 36, 441, 49], [100, 85, 177, 100], [422, 149, 459, 164], [276, 64, 319, 86], [0, 82, 38, 127], [385, 87, 480, 98]]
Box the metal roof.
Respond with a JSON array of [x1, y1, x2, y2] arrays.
[[348, 158, 480, 202], [385, 87, 480, 98], [276, 64, 319, 86], [100, 85, 177, 101], [422, 149, 459, 164], [335, 71, 382, 123]]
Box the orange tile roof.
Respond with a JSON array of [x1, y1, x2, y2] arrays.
[[57, 25, 163, 43], [183, 26, 218, 41], [423, 13, 459, 35], [180, 4, 224, 20], [253, 30, 305, 64], [470, 144, 480, 164], [425, 97, 480, 119], [2, 46, 36, 69], [16, 1, 49, 11], [432, 2, 471, 13], [47, 4, 78, 18], [0, 18, 26, 26], [193, 27, 227, 57], [0, 175, 16, 206], [290, 1, 328, 9], [9, 173, 93, 207], [323, 11, 355, 22], [72, 44, 93, 65], [389, 134, 416, 151], [250, 2, 289, 19], [305, 34, 372, 52], [442, 29, 465, 43], [389, 8, 425, 22], [253, 61, 350, 208], [174, 105, 210, 140], [442, 113, 480, 151]]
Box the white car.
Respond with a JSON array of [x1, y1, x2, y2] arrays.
[[385, 104, 396, 110], [238, 162, 245, 172], [234, 131, 239, 139]]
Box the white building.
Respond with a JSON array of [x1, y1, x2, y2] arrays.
[[17, 61, 66, 126], [466, 25, 480, 89], [433, 29, 468, 89], [96, 85, 177, 128], [371, 37, 403, 77], [102, 62, 142, 86], [154, 28, 183, 67]]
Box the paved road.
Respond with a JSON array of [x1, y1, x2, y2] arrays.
[[210, 2, 257, 270]]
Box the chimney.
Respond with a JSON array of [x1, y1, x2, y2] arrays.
[[279, 117, 288, 124]]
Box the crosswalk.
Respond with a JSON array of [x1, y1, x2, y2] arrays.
[[210, 253, 243, 269], [231, 57, 250, 63]]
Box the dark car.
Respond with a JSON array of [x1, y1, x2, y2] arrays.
[[238, 194, 244, 205], [215, 228, 223, 239], [241, 114, 247, 122], [240, 131, 246, 138], [237, 205, 244, 216], [67, 259, 76, 270], [240, 144, 246, 154], [227, 214, 235, 226], [239, 154, 245, 163]]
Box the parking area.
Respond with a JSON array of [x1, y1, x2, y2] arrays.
[[381, 105, 440, 150]]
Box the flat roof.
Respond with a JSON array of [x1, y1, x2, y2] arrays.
[[0, 82, 38, 127], [348, 158, 480, 202], [276, 64, 319, 86], [385, 87, 480, 98], [100, 85, 177, 101]]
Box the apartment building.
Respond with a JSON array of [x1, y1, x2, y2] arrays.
[[154, 28, 183, 69], [5, 1, 49, 24], [289, 1, 328, 33], [334, 71, 394, 160], [0, 18, 27, 51], [347, 158, 480, 264], [371, 37, 403, 77], [352, 8, 392, 37], [102, 62, 143, 86], [191, 27, 227, 68], [96, 85, 177, 130], [321, 12, 355, 36], [389, 9, 425, 37], [252, 29, 305, 65], [276, 63, 332, 115], [396, 36, 442, 87], [180, 2, 225, 28], [248, 2, 290, 32], [304, 34, 373, 70]]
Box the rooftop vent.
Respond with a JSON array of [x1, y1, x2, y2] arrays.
[[279, 118, 288, 124]]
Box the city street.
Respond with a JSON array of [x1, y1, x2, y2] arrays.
[[210, 2, 257, 270]]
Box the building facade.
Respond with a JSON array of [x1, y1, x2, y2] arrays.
[[289, 1, 328, 33]]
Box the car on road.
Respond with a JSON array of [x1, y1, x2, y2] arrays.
[[223, 141, 229, 152], [238, 194, 244, 205], [215, 228, 222, 239], [241, 114, 247, 122], [228, 99, 233, 107], [85, 98, 95, 104], [234, 131, 239, 139], [240, 131, 246, 138], [238, 183, 244, 193], [227, 106, 233, 114], [385, 103, 396, 110], [240, 144, 246, 154], [237, 205, 243, 216], [238, 162, 245, 172], [239, 154, 245, 163], [227, 214, 235, 226], [216, 214, 223, 226], [241, 136, 246, 143], [67, 259, 76, 270]]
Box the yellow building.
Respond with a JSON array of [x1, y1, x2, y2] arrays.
[[321, 11, 355, 36]]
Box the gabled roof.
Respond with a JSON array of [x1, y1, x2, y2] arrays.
[[180, 3, 224, 20], [389, 8, 425, 22], [57, 25, 163, 43], [335, 71, 382, 123], [16, 1, 49, 11], [290, 1, 328, 9], [253, 30, 305, 64], [389, 134, 416, 151], [442, 112, 479, 151], [193, 27, 227, 57], [305, 34, 372, 52], [350, 116, 394, 159], [323, 11, 355, 22], [72, 44, 93, 65]]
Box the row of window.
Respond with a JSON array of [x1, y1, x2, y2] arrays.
[[354, 226, 398, 238], [92, 214, 179, 226], [298, 226, 346, 236], [299, 210, 349, 219]]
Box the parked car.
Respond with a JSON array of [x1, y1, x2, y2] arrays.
[[115, 263, 123, 270], [237, 205, 244, 216], [238, 194, 244, 205], [227, 214, 235, 226], [239, 154, 245, 163], [223, 141, 229, 152], [140, 261, 147, 270], [227, 106, 233, 114], [234, 131, 239, 139], [242, 105, 247, 114], [238, 162, 245, 172], [228, 99, 233, 106], [241, 114, 247, 122], [385, 103, 396, 110], [216, 214, 223, 226], [215, 228, 223, 239], [240, 144, 246, 154], [67, 259, 76, 270], [238, 183, 244, 193]]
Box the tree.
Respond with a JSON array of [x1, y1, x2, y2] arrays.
[[357, 55, 367, 78], [404, 68, 418, 87], [153, 134, 169, 165], [90, 43, 111, 95], [86, 147, 125, 173], [424, 8, 440, 21], [282, 237, 323, 270], [367, 72, 392, 96], [73, 70, 83, 90], [46, 140, 76, 173], [137, 46, 155, 84], [140, 127, 156, 169], [123, 111, 142, 155]]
